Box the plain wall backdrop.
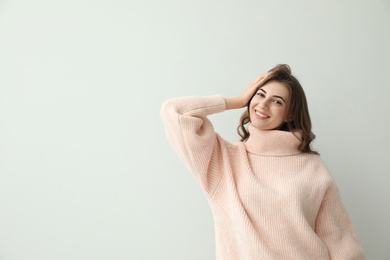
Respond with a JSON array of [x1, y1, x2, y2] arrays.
[[0, 0, 389, 259]]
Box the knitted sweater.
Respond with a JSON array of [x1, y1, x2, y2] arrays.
[[160, 94, 366, 260]]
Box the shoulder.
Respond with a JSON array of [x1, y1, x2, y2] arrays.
[[303, 154, 339, 199], [299, 153, 331, 172]]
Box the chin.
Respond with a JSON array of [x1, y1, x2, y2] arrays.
[[254, 123, 282, 131], [250, 117, 282, 131], [252, 124, 271, 131]]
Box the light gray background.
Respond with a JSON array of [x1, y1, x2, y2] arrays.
[[0, 0, 389, 259]]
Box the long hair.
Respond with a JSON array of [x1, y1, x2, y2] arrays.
[[237, 64, 319, 155]]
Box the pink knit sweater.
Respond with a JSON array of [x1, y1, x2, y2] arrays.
[[160, 94, 366, 260]]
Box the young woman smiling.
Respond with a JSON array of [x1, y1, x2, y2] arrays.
[[160, 64, 365, 260]]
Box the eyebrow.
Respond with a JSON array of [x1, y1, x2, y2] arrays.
[[259, 89, 286, 104]]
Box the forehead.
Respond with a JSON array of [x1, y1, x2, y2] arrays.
[[259, 80, 290, 97]]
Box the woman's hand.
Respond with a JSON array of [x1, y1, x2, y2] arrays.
[[224, 72, 270, 110], [238, 72, 270, 107]]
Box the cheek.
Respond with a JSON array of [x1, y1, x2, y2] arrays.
[[275, 107, 287, 119]]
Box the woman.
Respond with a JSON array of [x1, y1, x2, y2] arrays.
[[160, 64, 366, 260]]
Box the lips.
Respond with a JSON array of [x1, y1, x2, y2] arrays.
[[255, 110, 270, 118]]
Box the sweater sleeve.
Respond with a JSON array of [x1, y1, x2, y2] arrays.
[[315, 183, 366, 260], [159, 94, 227, 199]]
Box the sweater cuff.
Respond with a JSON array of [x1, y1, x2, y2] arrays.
[[181, 94, 226, 116], [161, 94, 227, 118]]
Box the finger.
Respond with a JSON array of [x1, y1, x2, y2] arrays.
[[257, 73, 269, 82], [262, 73, 271, 80]]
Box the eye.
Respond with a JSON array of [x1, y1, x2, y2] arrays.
[[257, 92, 265, 97], [274, 100, 282, 105]]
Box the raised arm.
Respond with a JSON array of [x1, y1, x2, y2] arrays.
[[160, 94, 227, 198], [160, 73, 270, 198]]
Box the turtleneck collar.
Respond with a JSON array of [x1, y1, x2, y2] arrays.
[[244, 124, 302, 156]]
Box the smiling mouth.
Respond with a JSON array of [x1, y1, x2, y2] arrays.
[[255, 110, 270, 118]]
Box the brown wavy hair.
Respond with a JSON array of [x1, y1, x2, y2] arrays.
[[237, 64, 319, 155]]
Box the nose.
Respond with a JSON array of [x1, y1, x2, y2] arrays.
[[259, 98, 270, 110]]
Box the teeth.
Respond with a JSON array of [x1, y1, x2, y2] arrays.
[[256, 111, 268, 118]]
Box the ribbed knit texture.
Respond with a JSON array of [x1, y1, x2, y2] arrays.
[[160, 94, 366, 260]]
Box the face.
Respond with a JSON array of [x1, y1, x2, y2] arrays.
[[249, 80, 290, 130]]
